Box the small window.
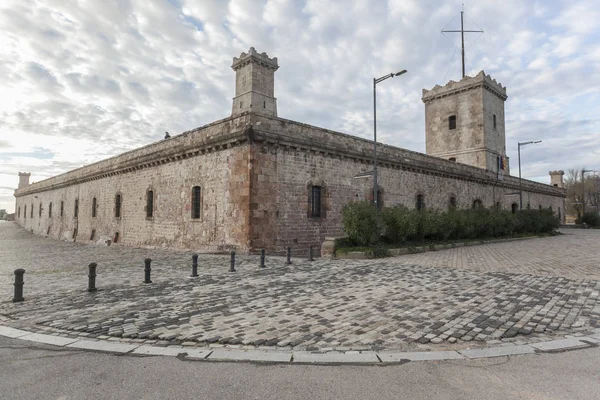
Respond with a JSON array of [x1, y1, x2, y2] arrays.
[[416, 194, 425, 211], [191, 186, 201, 219], [239, 102, 242, 109], [115, 194, 122, 218], [311, 186, 322, 218], [60, 201, 64, 217], [114, 232, 120, 243], [146, 190, 154, 218], [263, 101, 266, 109], [449, 157, 456, 162], [74, 199, 79, 218], [90, 229, 96, 241], [24, 205, 26, 219], [449, 196, 457, 209], [92, 197, 97, 218], [511, 203, 518, 214], [30, 204, 33, 218], [472, 199, 483, 208], [18, 206, 21, 218], [39, 203, 42, 217], [493, 114, 497, 130], [49, 202, 52, 218], [553, 184, 558, 187], [449, 115, 456, 130]]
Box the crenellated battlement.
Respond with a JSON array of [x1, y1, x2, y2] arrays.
[[232, 47, 279, 71], [422, 70, 507, 103]]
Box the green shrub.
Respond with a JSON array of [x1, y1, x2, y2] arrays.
[[381, 205, 416, 243], [581, 211, 600, 227], [341, 201, 381, 246]]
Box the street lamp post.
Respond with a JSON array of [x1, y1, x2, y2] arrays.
[[518, 140, 542, 210], [373, 69, 407, 210]]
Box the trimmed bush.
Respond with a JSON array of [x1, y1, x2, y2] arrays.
[[341, 201, 381, 246], [581, 211, 600, 227]]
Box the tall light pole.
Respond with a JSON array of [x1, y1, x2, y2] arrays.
[[373, 69, 407, 210], [518, 140, 542, 210], [582, 169, 597, 215]]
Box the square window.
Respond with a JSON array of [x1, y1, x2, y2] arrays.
[[449, 115, 456, 130]]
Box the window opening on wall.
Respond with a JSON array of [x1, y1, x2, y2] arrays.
[[511, 203, 518, 214], [449, 196, 457, 209], [311, 186, 322, 218], [24, 205, 26, 219], [263, 101, 266, 109], [472, 199, 483, 208], [49, 202, 52, 218], [449, 115, 457, 130], [416, 194, 425, 211], [39, 203, 42, 217], [30, 204, 33, 218], [191, 186, 201, 219], [90, 229, 96, 241], [60, 201, 64, 217], [92, 197, 97, 218], [147, 190, 154, 218], [449, 157, 456, 162], [115, 194, 122, 218], [18, 207, 21, 218], [493, 114, 497, 130], [114, 232, 120, 243], [74, 199, 79, 218]]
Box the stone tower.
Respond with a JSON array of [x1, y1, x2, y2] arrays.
[[549, 170, 565, 188], [231, 47, 279, 117], [18, 172, 30, 189], [421, 71, 509, 173]]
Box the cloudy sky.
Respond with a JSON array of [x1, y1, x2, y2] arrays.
[[1, 0, 599, 212]]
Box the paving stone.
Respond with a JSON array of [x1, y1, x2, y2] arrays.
[[293, 351, 379, 364], [531, 338, 591, 352], [378, 351, 464, 362], [67, 339, 140, 353], [19, 333, 79, 346], [207, 349, 291, 362]]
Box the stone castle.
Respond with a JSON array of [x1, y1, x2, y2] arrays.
[[14, 48, 566, 253]]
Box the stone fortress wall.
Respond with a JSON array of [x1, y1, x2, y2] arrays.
[[14, 48, 566, 254]]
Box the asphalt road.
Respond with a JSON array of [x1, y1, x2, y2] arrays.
[[1, 336, 599, 400]]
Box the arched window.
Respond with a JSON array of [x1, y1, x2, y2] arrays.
[[115, 194, 122, 218], [191, 186, 201, 219], [472, 199, 483, 208], [146, 190, 154, 218], [511, 203, 518, 214], [311, 186, 322, 217], [449, 196, 457, 209], [416, 194, 425, 211], [92, 197, 97, 218]]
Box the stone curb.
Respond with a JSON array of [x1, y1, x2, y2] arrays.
[[2, 325, 598, 365]]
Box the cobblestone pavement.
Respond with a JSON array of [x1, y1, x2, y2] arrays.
[[1, 221, 599, 352]]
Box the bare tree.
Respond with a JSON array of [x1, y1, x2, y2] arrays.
[[564, 168, 600, 219]]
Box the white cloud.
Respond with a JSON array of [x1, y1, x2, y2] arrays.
[[0, 0, 599, 213]]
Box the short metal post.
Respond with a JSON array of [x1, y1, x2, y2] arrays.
[[230, 251, 236, 272], [286, 246, 292, 265], [260, 249, 266, 268], [309, 245, 314, 262], [12, 269, 25, 303], [144, 258, 152, 284], [191, 254, 198, 277], [88, 263, 97, 292]]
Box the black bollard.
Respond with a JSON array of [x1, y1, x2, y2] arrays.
[[88, 263, 97, 292], [191, 254, 199, 277], [230, 251, 236, 272], [309, 245, 314, 262], [260, 249, 266, 268], [286, 246, 292, 265], [12, 269, 25, 303], [144, 258, 152, 284]]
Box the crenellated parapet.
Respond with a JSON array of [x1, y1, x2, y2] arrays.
[[422, 70, 507, 103], [232, 47, 279, 71]]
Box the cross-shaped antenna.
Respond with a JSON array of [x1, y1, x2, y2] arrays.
[[441, 6, 483, 78]]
